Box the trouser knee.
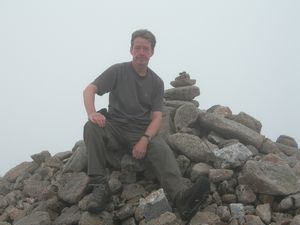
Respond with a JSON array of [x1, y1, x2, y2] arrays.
[[84, 121, 105, 139]]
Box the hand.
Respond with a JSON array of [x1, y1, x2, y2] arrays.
[[132, 138, 148, 159], [88, 112, 106, 127]]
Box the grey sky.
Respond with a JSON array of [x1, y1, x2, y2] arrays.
[[0, 0, 299, 175]]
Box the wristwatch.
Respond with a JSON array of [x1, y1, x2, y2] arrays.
[[143, 133, 152, 142]]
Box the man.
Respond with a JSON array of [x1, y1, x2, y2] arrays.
[[83, 29, 210, 220]]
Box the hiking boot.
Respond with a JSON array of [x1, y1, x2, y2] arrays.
[[175, 175, 210, 221], [87, 177, 112, 213]]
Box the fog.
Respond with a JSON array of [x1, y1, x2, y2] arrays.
[[0, 0, 299, 175]]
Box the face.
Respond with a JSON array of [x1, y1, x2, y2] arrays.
[[130, 37, 154, 67]]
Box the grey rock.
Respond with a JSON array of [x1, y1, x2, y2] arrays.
[[57, 172, 89, 204], [256, 203, 271, 224], [216, 205, 231, 222], [170, 71, 196, 87], [276, 142, 299, 156], [271, 212, 293, 224], [229, 203, 245, 219], [23, 176, 50, 199], [44, 156, 63, 169], [279, 193, 300, 210], [164, 86, 200, 101], [244, 215, 265, 225], [276, 135, 298, 148], [0, 179, 11, 196], [140, 211, 182, 225], [189, 211, 221, 225], [164, 99, 199, 108], [113, 203, 135, 221], [54, 151, 73, 161], [31, 151, 51, 165], [260, 138, 281, 154], [78, 211, 113, 225], [174, 103, 199, 132], [198, 112, 265, 149], [235, 185, 256, 204], [53, 205, 81, 225], [14, 211, 51, 225], [239, 160, 300, 195], [290, 215, 300, 225], [207, 104, 233, 117], [230, 111, 262, 133], [121, 183, 147, 201], [0, 222, 11, 225], [137, 189, 172, 222], [168, 133, 216, 163], [213, 143, 253, 169], [108, 177, 122, 194], [4, 162, 35, 183], [222, 193, 237, 204], [171, 79, 196, 87], [209, 169, 234, 183]]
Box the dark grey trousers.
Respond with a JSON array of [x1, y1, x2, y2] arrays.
[[83, 120, 187, 200]]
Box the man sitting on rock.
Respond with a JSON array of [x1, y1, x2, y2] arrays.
[[83, 29, 210, 220]]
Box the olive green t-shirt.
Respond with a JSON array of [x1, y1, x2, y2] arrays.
[[92, 62, 164, 126]]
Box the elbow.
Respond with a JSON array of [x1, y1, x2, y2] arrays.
[[83, 84, 97, 97]]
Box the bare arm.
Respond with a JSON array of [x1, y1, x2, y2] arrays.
[[144, 111, 163, 139], [132, 111, 163, 159], [83, 84, 106, 127]]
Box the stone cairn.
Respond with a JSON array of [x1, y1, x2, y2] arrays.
[[1, 71, 300, 225]]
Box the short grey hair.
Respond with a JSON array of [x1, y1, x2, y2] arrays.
[[131, 29, 156, 50]]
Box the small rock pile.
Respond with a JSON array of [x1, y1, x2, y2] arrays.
[[1, 72, 300, 225]]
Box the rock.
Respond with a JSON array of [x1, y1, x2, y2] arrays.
[[198, 112, 265, 149], [290, 215, 300, 225], [173, 103, 199, 132], [31, 151, 52, 165], [276, 142, 299, 156], [230, 111, 262, 133], [140, 211, 182, 225], [53, 205, 81, 225], [239, 160, 300, 195], [235, 185, 256, 204], [4, 162, 36, 183], [209, 169, 234, 183], [14, 211, 51, 225], [189, 211, 221, 225], [276, 135, 298, 148], [57, 172, 89, 204], [213, 143, 253, 169], [207, 104, 233, 117], [164, 86, 200, 101], [279, 193, 300, 210], [137, 189, 172, 222], [170, 71, 196, 87], [168, 133, 216, 163], [230, 203, 245, 220], [256, 203, 271, 224]]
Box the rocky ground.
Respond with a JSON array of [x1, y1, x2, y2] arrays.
[[1, 72, 300, 225]]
